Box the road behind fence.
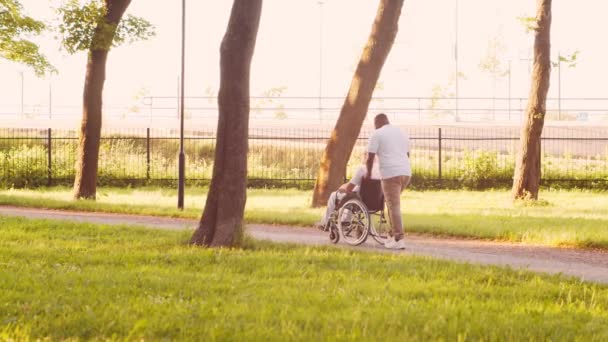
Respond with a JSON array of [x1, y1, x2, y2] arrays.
[[1, 126, 608, 189]]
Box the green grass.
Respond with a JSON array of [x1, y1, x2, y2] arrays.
[[1, 187, 608, 249], [1, 216, 608, 340]]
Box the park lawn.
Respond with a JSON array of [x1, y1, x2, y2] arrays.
[[1, 186, 608, 249], [1, 216, 607, 340]]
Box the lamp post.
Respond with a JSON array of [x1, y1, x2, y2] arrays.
[[177, 0, 186, 210], [454, 0, 459, 122], [508, 59, 511, 121], [20, 71, 24, 118], [49, 78, 52, 120], [557, 50, 561, 121], [318, 0, 324, 124]]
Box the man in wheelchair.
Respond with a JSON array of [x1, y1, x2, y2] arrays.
[[314, 153, 381, 232]]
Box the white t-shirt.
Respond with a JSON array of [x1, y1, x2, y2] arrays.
[[367, 124, 412, 179], [349, 163, 381, 192]]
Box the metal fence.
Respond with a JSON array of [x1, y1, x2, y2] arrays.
[[4, 96, 608, 125], [1, 126, 608, 189]]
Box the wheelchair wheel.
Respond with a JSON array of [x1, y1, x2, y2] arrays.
[[337, 198, 370, 246], [329, 225, 340, 244], [370, 214, 390, 245]]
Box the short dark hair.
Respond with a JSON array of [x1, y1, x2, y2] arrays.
[[374, 113, 389, 123]]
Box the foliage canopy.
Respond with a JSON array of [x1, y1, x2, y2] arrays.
[[0, 0, 54, 75], [57, 0, 154, 54]]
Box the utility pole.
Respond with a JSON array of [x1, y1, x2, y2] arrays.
[[454, 0, 459, 122], [177, 0, 186, 210], [318, 0, 324, 124], [20, 71, 24, 118], [508, 60, 512, 121], [48, 78, 52, 120], [519, 49, 534, 122], [558, 50, 562, 121]]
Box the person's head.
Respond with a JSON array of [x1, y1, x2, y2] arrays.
[[374, 113, 390, 129]]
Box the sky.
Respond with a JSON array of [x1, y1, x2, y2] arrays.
[[1, 0, 607, 124]]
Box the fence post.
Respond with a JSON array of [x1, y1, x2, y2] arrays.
[[47, 128, 52, 186], [438, 127, 442, 185], [519, 98, 523, 122], [146, 128, 151, 180]]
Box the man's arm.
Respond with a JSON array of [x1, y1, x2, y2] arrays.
[[339, 182, 356, 193], [366, 152, 375, 179], [366, 130, 379, 179]]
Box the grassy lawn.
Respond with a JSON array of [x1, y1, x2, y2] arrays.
[[1, 216, 607, 340], [1, 186, 608, 249]]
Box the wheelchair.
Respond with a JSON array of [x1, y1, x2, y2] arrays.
[[327, 178, 391, 246]]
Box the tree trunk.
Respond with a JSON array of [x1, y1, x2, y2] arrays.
[[73, 0, 131, 200], [73, 50, 107, 199], [190, 0, 262, 247], [311, 0, 404, 207], [512, 0, 552, 200]]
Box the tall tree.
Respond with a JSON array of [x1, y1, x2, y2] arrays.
[[190, 0, 262, 247], [311, 0, 404, 207], [0, 0, 53, 75], [512, 0, 552, 200], [58, 0, 153, 199]]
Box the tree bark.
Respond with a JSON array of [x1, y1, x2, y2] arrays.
[[190, 0, 262, 247], [73, 0, 131, 200], [512, 0, 552, 200], [311, 0, 404, 207]]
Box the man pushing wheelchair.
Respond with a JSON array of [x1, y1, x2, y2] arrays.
[[315, 113, 412, 249]]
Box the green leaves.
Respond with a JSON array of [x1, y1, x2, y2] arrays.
[[0, 0, 54, 75], [114, 14, 155, 46], [517, 16, 538, 33], [552, 50, 580, 68], [57, 0, 154, 54], [0, 0, 45, 35], [57, 0, 105, 53]]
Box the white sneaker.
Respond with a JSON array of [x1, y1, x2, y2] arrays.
[[384, 237, 406, 249]]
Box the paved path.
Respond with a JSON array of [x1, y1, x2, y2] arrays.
[[1, 205, 607, 284]]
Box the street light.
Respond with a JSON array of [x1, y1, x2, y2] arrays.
[[20, 71, 24, 118], [48, 77, 52, 120], [318, 0, 324, 124], [508, 59, 511, 121], [177, 0, 186, 210], [454, 0, 459, 122], [557, 50, 562, 121]]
